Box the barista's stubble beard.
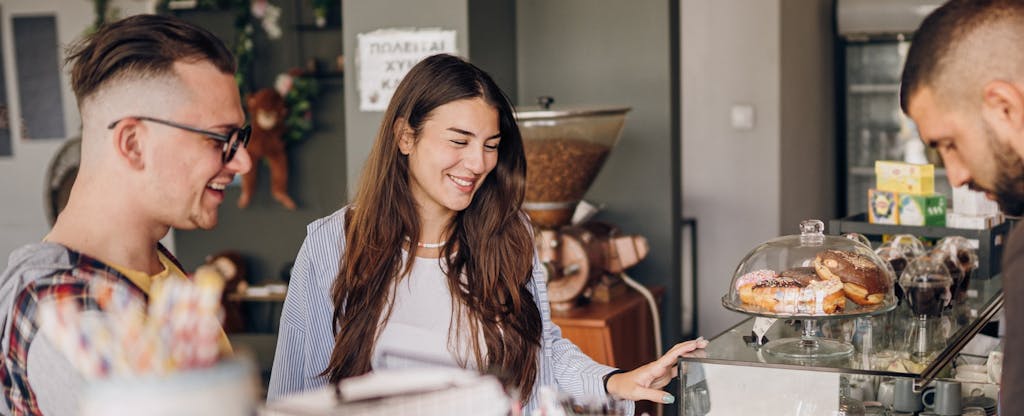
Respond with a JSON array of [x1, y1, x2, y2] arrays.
[[974, 123, 1024, 217]]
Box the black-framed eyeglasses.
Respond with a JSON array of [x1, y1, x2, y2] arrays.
[[107, 116, 251, 163]]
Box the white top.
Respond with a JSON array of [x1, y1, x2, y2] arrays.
[[373, 254, 479, 370]]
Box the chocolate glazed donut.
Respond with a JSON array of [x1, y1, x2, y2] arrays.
[[779, 267, 819, 286], [814, 249, 887, 305]]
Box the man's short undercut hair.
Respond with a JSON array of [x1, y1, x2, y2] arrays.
[[900, 0, 1024, 113], [66, 14, 235, 105]]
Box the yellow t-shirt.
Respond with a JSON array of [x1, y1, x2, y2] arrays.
[[110, 252, 234, 355]]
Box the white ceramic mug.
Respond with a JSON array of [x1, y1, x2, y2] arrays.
[[877, 379, 895, 407], [962, 382, 999, 400]]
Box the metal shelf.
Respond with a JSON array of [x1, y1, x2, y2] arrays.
[[829, 213, 1014, 280]]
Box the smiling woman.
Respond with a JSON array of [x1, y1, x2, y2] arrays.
[[268, 54, 708, 415]]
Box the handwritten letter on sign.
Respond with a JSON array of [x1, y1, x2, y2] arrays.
[[357, 28, 457, 112]]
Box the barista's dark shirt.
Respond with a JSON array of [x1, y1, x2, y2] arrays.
[[1002, 223, 1024, 411]]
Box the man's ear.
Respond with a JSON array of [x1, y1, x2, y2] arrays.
[[981, 80, 1024, 148], [395, 118, 414, 155], [111, 119, 145, 170]]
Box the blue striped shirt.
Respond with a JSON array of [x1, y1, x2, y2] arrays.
[[267, 207, 633, 414]]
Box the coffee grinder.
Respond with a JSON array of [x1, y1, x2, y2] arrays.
[[516, 98, 648, 311]]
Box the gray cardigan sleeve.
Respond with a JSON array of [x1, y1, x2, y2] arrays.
[[529, 252, 635, 415], [27, 326, 84, 415]]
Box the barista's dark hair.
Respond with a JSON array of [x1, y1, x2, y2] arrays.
[[900, 0, 1024, 112], [65, 14, 235, 105]]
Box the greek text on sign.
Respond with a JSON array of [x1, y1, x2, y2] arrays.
[[357, 28, 458, 111]]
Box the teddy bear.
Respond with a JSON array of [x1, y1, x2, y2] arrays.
[[238, 88, 297, 210], [204, 251, 250, 333]]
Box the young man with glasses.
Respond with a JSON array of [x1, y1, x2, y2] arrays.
[[0, 14, 251, 415]]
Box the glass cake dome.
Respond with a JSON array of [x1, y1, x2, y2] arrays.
[[724, 219, 901, 358], [723, 219, 897, 318], [723, 220, 899, 359]]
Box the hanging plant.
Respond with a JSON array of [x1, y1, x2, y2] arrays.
[[275, 69, 319, 143], [91, 0, 110, 31], [155, 0, 272, 96], [233, 12, 255, 94]]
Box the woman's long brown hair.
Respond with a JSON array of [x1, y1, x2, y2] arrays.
[[322, 54, 541, 400]]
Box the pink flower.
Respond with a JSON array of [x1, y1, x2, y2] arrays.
[[251, 0, 268, 18]]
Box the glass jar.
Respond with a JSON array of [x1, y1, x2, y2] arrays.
[[875, 244, 910, 304], [515, 102, 630, 228], [932, 236, 979, 304], [885, 234, 927, 259], [900, 256, 953, 318]]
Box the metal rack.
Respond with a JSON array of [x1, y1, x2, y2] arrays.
[[827, 213, 1015, 280]]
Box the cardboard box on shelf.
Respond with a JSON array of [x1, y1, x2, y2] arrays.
[[868, 188, 899, 224], [952, 185, 1001, 216], [899, 194, 946, 226], [947, 212, 1004, 230], [875, 160, 935, 195]]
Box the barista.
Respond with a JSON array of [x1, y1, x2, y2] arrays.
[[899, 0, 1024, 410]]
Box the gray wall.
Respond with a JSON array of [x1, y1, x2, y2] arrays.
[[682, 0, 783, 337], [342, 0, 470, 199], [468, 0, 518, 102], [517, 0, 681, 347], [173, 3, 348, 306], [780, 0, 835, 233], [682, 0, 834, 337]]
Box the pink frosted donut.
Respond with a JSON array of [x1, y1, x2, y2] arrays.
[[735, 269, 777, 290]]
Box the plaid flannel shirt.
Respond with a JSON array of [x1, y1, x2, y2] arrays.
[[1, 246, 177, 415]]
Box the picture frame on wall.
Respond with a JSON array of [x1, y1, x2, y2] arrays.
[[3, 7, 71, 144]]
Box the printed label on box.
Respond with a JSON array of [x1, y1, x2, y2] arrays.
[[868, 189, 899, 224], [899, 194, 946, 226]]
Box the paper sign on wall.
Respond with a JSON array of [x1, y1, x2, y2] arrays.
[[357, 28, 457, 112]]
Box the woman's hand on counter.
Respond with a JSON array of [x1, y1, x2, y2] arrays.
[[606, 337, 708, 404]]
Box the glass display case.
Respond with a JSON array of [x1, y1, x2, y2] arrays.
[[677, 218, 1003, 415], [677, 275, 1002, 415]]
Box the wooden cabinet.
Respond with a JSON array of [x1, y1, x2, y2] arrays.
[[551, 286, 662, 371], [552, 286, 663, 414]]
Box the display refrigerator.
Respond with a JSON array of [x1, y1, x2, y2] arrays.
[[836, 0, 948, 216]]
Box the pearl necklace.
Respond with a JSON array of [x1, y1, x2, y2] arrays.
[[405, 236, 446, 249]]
